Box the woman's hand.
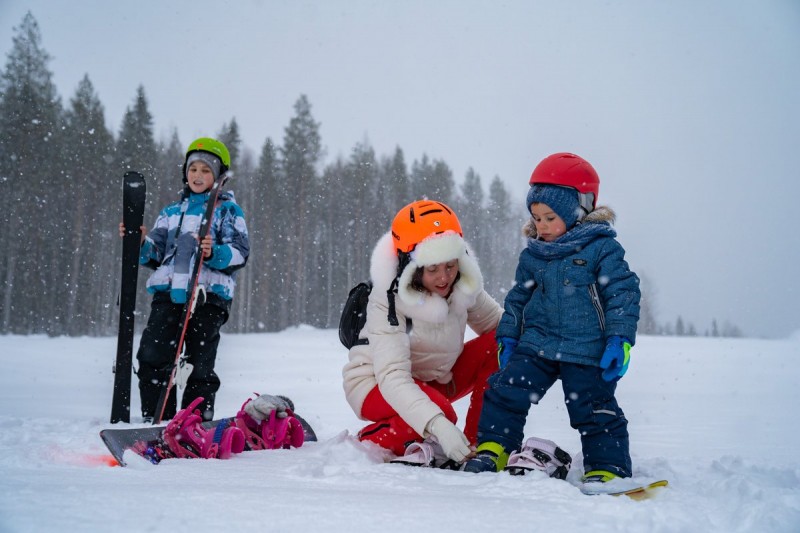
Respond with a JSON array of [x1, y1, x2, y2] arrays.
[[427, 414, 472, 462]]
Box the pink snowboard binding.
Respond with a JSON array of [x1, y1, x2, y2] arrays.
[[163, 396, 245, 460], [235, 397, 305, 451]]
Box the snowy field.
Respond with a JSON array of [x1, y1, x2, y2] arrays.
[[1, 328, 799, 532]]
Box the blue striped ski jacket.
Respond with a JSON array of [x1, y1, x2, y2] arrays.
[[140, 190, 249, 305]]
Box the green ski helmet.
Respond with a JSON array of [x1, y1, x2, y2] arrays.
[[182, 137, 231, 183]]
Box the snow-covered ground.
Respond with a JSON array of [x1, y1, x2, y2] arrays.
[[1, 328, 798, 532]]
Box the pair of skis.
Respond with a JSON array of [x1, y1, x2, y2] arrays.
[[110, 172, 146, 424], [110, 171, 228, 425]]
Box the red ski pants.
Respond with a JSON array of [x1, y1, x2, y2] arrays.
[[358, 330, 498, 455]]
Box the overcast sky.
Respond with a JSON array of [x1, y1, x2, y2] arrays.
[[2, 0, 798, 338]]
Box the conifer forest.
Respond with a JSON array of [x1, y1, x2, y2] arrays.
[[1, 12, 738, 338], [0, 13, 525, 336]]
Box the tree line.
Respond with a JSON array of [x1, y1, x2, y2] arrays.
[[0, 12, 741, 338], [0, 13, 525, 336]]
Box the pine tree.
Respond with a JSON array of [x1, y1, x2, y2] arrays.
[[216, 119, 242, 167], [456, 167, 486, 258], [63, 75, 116, 335], [251, 137, 283, 330], [345, 140, 380, 278], [317, 157, 353, 326], [227, 145, 256, 332], [116, 85, 158, 320], [410, 155, 454, 205], [484, 176, 520, 300], [0, 12, 64, 333], [153, 129, 183, 209], [376, 146, 411, 213], [675, 316, 685, 336], [279, 95, 322, 325], [636, 272, 659, 335], [410, 154, 434, 200], [116, 85, 157, 180], [721, 321, 743, 338]]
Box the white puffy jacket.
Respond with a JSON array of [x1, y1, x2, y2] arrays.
[[342, 231, 502, 437]]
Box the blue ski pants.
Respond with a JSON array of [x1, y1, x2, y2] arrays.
[[477, 350, 632, 477]]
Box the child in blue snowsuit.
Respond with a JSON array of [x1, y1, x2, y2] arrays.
[[122, 137, 249, 422], [464, 153, 640, 488]]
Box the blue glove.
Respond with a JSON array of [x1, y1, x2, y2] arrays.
[[600, 336, 631, 382], [497, 337, 518, 369]]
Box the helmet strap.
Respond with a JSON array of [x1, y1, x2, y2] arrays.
[[578, 192, 595, 216]]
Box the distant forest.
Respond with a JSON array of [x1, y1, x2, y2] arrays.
[[0, 12, 739, 338]]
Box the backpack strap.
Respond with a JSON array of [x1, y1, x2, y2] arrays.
[[386, 277, 400, 327], [387, 251, 412, 327]]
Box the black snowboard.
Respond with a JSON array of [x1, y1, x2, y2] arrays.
[[100, 411, 317, 466], [110, 172, 146, 424]]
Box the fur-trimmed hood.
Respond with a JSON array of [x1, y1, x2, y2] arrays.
[[523, 205, 616, 239], [368, 231, 484, 323]]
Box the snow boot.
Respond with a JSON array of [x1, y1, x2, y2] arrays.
[[463, 442, 509, 473], [504, 436, 572, 479], [162, 396, 245, 459], [580, 470, 620, 495]]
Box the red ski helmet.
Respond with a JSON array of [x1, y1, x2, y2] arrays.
[[529, 153, 600, 213]]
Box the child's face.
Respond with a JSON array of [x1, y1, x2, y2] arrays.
[[531, 203, 567, 242], [186, 161, 215, 193], [421, 260, 459, 298]]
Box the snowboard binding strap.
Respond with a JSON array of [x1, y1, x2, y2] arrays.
[[163, 397, 245, 460]]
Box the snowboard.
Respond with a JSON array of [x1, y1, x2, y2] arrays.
[[110, 172, 146, 424], [100, 412, 317, 466], [582, 479, 669, 500]]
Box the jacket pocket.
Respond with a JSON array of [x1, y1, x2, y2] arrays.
[[561, 264, 604, 334]]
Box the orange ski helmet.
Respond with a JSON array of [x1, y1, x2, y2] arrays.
[[529, 152, 600, 213], [391, 200, 462, 255]]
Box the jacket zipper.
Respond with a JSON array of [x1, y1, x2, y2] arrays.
[[588, 283, 606, 331]]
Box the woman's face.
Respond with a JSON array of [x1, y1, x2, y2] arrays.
[[420, 259, 459, 298]]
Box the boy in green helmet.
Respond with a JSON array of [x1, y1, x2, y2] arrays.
[[119, 137, 249, 421]]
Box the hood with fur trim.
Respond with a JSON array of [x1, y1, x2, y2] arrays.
[[522, 205, 616, 239], [368, 231, 484, 323]]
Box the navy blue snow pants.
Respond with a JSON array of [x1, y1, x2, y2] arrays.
[[477, 350, 632, 477]]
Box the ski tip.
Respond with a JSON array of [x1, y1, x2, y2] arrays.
[[612, 479, 669, 500]]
